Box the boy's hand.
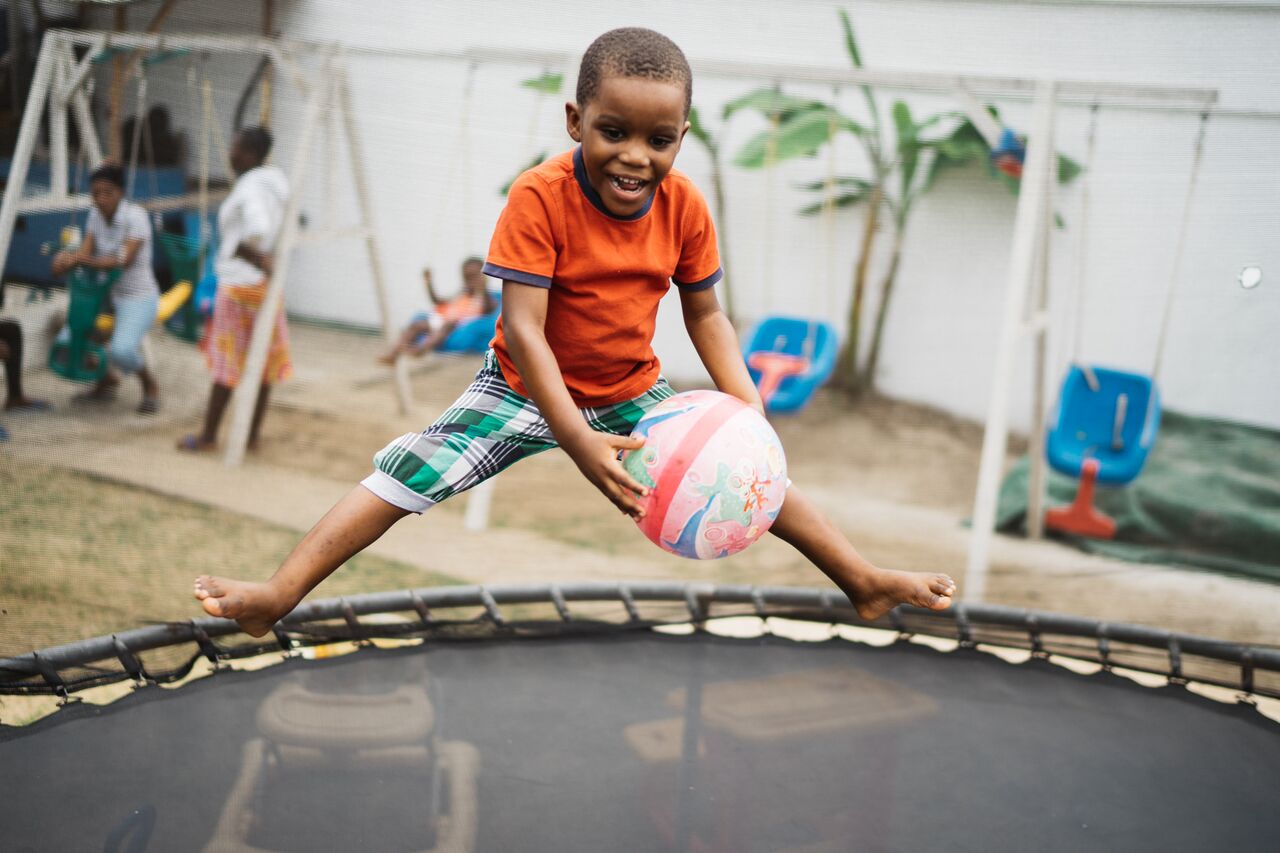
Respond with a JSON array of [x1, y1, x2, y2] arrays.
[[562, 430, 650, 519]]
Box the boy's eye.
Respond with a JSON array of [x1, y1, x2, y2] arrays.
[[601, 127, 625, 141], [650, 136, 672, 149]]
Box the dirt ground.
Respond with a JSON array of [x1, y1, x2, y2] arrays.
[[2, 299, 1278, 656]]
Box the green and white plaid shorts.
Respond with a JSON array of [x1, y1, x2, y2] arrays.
[[362, 350, 676, 512]]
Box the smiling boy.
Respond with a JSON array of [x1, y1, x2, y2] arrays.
[[195, 28, 956, 636]]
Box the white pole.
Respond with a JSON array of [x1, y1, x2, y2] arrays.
[[965, 80, 1057, 602], [50, 45, 69, 201], [223, 70, 328, 468], [1026, 111, 1058, 542], [0, 33, 58, 282], [336, 58, 412, 416], [70, 87, 103, 168], [463, 479, 495, 532]]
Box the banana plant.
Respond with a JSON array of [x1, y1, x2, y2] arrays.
[[732, 9, 1080, 395]]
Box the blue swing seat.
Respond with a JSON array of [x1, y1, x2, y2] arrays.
[[742, 315, 839, 413], [427, 291, 502, 355], [1047, 364, 1161, 486]]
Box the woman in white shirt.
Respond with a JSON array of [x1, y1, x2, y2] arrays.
[[178, 126, 293, 452], [51, 163, 161, 413]]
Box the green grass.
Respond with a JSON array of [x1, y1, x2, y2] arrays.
[[0, 462, 462, 656]]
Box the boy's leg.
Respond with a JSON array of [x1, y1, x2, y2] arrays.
[[196, 352, 557, 634], [196, 485, 408, 636], [769, 485, 956, 620]]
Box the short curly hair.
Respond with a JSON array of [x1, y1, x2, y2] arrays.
[[576, 28, 692, 116]]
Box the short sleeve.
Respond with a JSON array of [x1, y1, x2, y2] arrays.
[[124, 204, 151, 242], [672, 184, 722, 292], [482, 173, 557, 289]]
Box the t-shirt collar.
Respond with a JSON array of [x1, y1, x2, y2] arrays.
[[573, 146, 653, 222]]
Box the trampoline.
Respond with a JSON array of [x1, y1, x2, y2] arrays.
[[2, 583, 1278, 852]]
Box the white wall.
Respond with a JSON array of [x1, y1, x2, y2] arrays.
[[87, 0, 1280, 429]]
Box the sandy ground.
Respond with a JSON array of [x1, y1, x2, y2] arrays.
[[3, 299, 1278, 648]]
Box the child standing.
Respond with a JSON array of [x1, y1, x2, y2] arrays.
[[195, 28, 955, 636]]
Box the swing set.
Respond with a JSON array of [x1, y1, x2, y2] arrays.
[[0, 28, 411, 467], [965, 79, 1218, 601]]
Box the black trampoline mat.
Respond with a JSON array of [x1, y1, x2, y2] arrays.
[[2, 631, 1277, 853]]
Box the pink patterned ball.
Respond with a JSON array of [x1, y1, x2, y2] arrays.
[[621, 390, 788, 559]]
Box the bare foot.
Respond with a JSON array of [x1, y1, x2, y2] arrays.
[[193, 575, 290, 637], [849, 568, 957, 622]]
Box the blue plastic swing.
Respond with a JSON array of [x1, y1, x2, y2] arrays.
[[1044, 364, 1161, 538], [742, 316, 839, 413]]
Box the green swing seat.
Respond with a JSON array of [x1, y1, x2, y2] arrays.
[[47, 267, 120, 383]]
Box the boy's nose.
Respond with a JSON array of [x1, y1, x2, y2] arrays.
[[619, 144, 649, 167]]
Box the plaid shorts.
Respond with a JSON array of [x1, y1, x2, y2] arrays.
[[362, 350, 676, 513]]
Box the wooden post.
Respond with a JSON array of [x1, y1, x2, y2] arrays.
[[964, 80, 1057, 603], [50, 44, 68, 200], [1026, 122, 1057, 541], [223, 65, 327, 468], [0, 33, 57, 281], [260, 0, 274, 126], [336, 58, 412, 415], [107, 5, 126, 163]]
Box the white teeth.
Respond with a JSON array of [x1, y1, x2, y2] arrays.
[[611, 175, 644, 192]]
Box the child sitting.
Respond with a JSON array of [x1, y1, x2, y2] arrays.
[[196, 27, 956, 637], [377, 257, 496, 363]]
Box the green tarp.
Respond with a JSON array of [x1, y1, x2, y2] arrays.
[[997, 411, 1280, 584]]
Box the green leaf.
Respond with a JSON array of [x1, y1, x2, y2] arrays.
[[521, 72, 563, 95], [733, 106, 844, 168], [795, 175, 874, 193], [722, 87, 825, 122], [1057, 153, 1083, 185], [837, 8, 864, 69], [687, 105, 714, 150], [798, 188, 874, 216]]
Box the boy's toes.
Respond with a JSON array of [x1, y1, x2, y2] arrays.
[[200, 596, 227, 618], [931, 575, 957, 596]]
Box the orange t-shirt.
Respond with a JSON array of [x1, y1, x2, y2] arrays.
[[485, 147, 722, 407]]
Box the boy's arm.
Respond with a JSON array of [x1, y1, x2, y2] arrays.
[[679, 286, 764, 413], [501, 281, 651, 518]]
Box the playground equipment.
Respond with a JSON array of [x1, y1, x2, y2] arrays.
[[742, 94, 839, 412], [1, 583, 1278, 851], [965, 79, 1217, 601], [0, 29, 410, 467], [1040, 107, 1209, 540], [46, 266, 118, 382]]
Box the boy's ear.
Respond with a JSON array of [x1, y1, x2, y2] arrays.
[[565, 101, 584, 142]]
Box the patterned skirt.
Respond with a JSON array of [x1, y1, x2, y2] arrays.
[[203, 281, 293, 389]]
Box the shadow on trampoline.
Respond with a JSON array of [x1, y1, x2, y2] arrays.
[[1, 583, 1278, 852]]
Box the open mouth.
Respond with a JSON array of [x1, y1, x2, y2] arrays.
[[609, 174, 648, 196]]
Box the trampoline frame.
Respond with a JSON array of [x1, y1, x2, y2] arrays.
[[2, 583, 1278, 704]]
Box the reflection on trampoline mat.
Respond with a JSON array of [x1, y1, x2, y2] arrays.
[[2, 632, 1277, 853]]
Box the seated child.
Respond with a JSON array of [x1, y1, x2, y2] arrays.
[[196, 27, 956, 637], [377, 257, 496, 363]]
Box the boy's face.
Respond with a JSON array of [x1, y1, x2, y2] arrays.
[[566, 76, 689, 218]]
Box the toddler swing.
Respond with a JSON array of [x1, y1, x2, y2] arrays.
[[742, 92, 838, 413], [1043, 106, 1209, 539]]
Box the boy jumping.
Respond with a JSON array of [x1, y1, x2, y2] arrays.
[[195, 28, 956, 637]]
